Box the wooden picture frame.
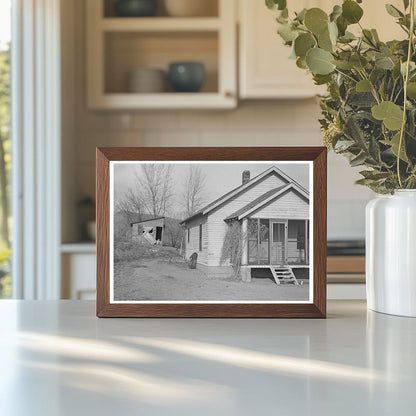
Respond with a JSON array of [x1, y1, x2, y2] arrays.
[[96, 147, 327, 318]]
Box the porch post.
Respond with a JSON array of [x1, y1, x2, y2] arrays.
[[241, 218, 248, 266]]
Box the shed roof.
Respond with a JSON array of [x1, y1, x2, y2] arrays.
[[131, 216, 165, 225]]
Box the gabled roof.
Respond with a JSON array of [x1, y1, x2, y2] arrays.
[[180, 165, 308, 224], [225, 184, 309, 221]]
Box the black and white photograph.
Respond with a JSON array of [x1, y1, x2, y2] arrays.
[[110, 161, 313, 303]]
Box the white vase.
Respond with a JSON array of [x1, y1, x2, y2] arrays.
[[366, 190, 416, 317]]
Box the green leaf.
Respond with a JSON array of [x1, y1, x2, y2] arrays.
[[342, 0, 364, 24], [330, 5, 342, 22], [296, 57, 308, 69], [344, 114, 367, 147], [306, 48, 335, 75], [372, 101, 404, 131], [296, 8, 307, 23], [360, 170, 391, 181], [350, 54, 368, 70], [294, 33, 316, 58], [277, 23, 298, 43], [333, 60, 353, 70], [336, 15, 348, 36], [318, 27, 334, 52], [383, 132, 408, 162], [385, 4, 404, 18], [334, 139, 355, 152], [407, 82, 416, 99], [363, 29, 376, 46], [350, 152, 368, 167], [371, 29, 380, 42], [304, 8, 329, 35], [401, 61, 416, 76], [313, 74, 332, 85], [328, 21, 338, 44], [356, 79, 372, 92], [375, 55, 395, 70], [339, 31, 356, 43], [266, 0, 287, 11]]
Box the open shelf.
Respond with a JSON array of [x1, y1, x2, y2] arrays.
[[104, 31, 218, 94], [87, 0, 236, 109], [101, 17, 221, 32], [103, 0, 219, 18]]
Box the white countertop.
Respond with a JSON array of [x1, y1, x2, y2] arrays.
[[0, 300, 415, 415]]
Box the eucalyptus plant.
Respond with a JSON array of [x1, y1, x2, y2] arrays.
[[266, 0, 416, 193]]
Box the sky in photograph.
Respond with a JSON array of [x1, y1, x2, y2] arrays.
[[113, 162, 310, 216]]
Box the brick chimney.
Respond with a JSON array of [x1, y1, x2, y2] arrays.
[[242, 170, 251, 185]]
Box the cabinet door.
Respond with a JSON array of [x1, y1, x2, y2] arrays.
[[238, 0, 403, 99], [239, 0, 326, 99]]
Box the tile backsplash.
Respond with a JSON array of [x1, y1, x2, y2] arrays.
[[72, 100, 373, 241]]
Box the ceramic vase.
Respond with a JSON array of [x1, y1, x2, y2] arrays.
[[366, 190, 416, 317]]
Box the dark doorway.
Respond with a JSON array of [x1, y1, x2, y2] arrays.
[[155, 226, 163, 241]]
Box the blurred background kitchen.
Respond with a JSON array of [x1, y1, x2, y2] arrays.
[[1, 0, 403, 300]]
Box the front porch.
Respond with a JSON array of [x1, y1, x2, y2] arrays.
[[243, 218, 310, 267]]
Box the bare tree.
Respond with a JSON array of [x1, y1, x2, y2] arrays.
[[136, 164, 174, 217], [181, 165, 207, 217], [115, 188, 143, 220]]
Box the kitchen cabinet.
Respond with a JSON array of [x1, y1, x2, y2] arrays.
[[238, 0, 404, 99], [238, 0, 325, 99], [61, 244, 96, 300], [86, 0, 237, 109]]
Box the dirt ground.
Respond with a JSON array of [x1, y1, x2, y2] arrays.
[[113, 241, 310, 302]]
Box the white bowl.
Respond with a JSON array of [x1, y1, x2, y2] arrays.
[[164, 0, 218, 17], [128, 68, 167, 93]]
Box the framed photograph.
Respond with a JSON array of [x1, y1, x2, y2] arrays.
[[96, 147, 327, 318]]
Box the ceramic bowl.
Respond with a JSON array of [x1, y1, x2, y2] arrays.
[[114, 0, 158, 17], [128, 68, 167, 93], [168, 62, 205, 92]]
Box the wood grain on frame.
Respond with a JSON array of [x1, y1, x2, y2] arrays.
[[96, 147, 327, 318]]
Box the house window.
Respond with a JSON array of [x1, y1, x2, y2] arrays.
[[199, 224, 202, 251]]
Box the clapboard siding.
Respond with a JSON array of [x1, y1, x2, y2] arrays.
[[206, 219, 232, 267], [184, 216, 208, 265], [206, 173, 287, 266], [251, 190, 309, 219]]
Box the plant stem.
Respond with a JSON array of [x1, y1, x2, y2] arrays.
[[397, 0, 415, 188]]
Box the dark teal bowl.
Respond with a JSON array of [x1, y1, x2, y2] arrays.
[[168, 62, 205, 93], [114, 0, 157, 17]]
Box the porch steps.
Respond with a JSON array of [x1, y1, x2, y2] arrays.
[[270, 267, 299, 285]]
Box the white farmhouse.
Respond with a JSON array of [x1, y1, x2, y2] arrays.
[[180, 166, 310, 283]]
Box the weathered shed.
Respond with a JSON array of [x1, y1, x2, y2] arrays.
[[131, 217, 165, 245]]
